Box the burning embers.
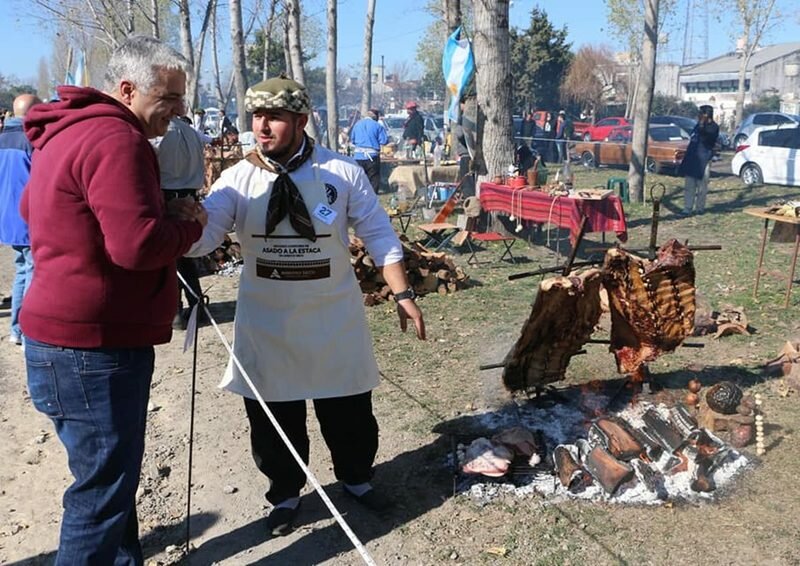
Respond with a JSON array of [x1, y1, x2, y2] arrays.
[[456, 400, 748, 504], [502, 240, 696, 393]]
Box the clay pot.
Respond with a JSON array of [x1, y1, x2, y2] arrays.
[[730, 424, 754, 448], [687, 378, 702, 394], [492, 175, 505, 185]]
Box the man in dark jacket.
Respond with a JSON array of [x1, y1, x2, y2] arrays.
[[0, 93, 40, 346], [21, 36, 205, 564], [678, 105, 719, 215], [402, 100, 425, 158]]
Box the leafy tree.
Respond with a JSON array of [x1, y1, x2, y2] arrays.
[[743, 93, 781, 117], [0, 78, 38, 110], [509, 8, 573, 113], [650, 94, 698, 117]]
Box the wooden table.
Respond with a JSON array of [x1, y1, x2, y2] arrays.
[[744, 208, 800, 307], [387, 163, 460, 194], [479, 182, 628, 245]]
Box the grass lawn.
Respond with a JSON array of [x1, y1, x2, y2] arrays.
[[362, 157, 800, 565]]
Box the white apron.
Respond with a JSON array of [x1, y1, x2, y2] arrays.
[[220, 150, 380, 401]]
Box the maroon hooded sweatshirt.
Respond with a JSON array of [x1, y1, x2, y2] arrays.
[[20, 86, 202, 348]]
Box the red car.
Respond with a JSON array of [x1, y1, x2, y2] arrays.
[[581, 117, 632, 141]]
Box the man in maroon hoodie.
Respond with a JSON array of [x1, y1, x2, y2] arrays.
[[20, 36, 206, 565]]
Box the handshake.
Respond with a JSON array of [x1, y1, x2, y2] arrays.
[[166, 196, 209, 227]]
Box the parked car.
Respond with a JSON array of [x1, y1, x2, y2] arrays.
[[650, 115, 696, 136], [733, 112, 800, 148], [383, 113, 442, 148], [575, 124, 688, 174], [581, 116, 633, 141], [731, 124, 800, 186]]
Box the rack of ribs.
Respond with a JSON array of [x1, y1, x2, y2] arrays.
[[503, 269, 603, 393], [601, 239, 696, 381]]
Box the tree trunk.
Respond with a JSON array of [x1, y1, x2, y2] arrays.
[[735, 52, 751, 129], [283, 20, 293, 76], [177, 0, 195, 111], [627, 0, 659, 203], [190, 0, 217, 112], [263, 0, 278, 80], [473, 0, 514, 194], [150, 0, 159, 39], [360, 0, 377, 116], [127, 0, 135, 34], [286, 0, 319, 139], [210, 1, 226, 109], [326, 0, 339, 150], [445, 0, 462, 33], [229, 0, 248, 132]]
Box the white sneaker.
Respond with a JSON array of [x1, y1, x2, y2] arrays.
[[7, 334, 22, 346]]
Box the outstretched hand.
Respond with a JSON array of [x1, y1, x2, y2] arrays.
[[167, 196, 208, 227], [396, 299, 426, 340]]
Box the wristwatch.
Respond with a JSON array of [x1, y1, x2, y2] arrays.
[[394, 287, 417, 302]]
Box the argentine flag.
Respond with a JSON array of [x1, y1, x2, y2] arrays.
[[442, 26, 475, 123]]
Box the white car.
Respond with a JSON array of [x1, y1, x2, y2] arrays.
[[731, 124, 800, 187]]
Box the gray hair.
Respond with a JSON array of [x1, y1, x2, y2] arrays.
[[104, 35, 192, 93]]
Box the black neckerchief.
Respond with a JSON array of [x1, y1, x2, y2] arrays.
[[246, 135, 317, 241]]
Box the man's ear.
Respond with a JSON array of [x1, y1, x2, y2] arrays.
[[297, 113, 309, 131], [118, 80, 136, 105]]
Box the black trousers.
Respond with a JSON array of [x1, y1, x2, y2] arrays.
[[243, 391, 379, 505], [163, 189, 203, 309], [356, 157, 381, 194]]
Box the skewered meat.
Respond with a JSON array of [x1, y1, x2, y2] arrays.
[[461, 438, 514, 477], [602, 240, 695, 380], [503, 269, 603, 393]]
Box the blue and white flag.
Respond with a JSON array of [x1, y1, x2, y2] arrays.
[[74, 50, 89, 87], [442, 26, 475, 122]]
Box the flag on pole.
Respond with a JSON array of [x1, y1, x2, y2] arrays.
[[74, 50, 90, 87], [442, 26, 475, 122]]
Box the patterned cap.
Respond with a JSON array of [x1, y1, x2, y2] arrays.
[[245, 76, 311, 114]]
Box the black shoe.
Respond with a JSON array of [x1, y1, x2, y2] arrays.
[[343, 486, 394, 513], [265, 503, 300, 537]]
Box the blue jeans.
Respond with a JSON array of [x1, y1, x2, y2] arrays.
[[10, 244, 33, 340], [25, 338, 155, 566]]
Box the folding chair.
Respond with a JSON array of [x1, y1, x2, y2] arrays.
[[457, 198, 517, 265], [417, 222, 462, 252]]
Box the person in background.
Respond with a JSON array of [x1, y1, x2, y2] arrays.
[[678, 105, 719, 216], [187, 76, 425, 538], [152, 116, 211, 329], [402, 100, 424, 159], [349, 108, 389, 194], [0, 93, 41, 347], [543, 111, 555, 163], [219, 109, 238, 139], [521, 111, 535, 150], [555, 110, 573, 163], [20, 36, 205, 564], [192, 107, 206, 133]]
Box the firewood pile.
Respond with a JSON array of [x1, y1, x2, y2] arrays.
[[197, 234, 243, 276], [349, 236, 469, 305], [203, 143, 244, 194]]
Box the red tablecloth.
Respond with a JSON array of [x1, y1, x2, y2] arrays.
[[479, 182, 628, 244]]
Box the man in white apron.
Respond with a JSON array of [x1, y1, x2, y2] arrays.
[[187, 76, 425, 537]]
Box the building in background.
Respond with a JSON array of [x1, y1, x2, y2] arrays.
[[678, 42, 800, 129]]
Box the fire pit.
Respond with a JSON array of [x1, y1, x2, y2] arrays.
[[450, 384, 751, 505]]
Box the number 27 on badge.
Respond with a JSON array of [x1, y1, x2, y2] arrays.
[[313, 203, 337, 225]]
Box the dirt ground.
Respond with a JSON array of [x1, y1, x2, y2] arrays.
[[2, 164, 800, 565]]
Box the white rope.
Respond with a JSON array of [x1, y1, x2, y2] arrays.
[[177, 272, 377, 566]]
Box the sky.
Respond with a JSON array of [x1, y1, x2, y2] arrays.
[[1, 0, 799, 86]]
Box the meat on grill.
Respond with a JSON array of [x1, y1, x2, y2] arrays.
[[602, 240, 695, 381], [502, 269, 603, 393]]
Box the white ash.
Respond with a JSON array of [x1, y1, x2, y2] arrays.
[[452, 400, 751, 505], [215, 261, 243, 277]]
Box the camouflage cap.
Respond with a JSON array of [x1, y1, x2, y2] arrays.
[[245, 76, 311, 114]]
